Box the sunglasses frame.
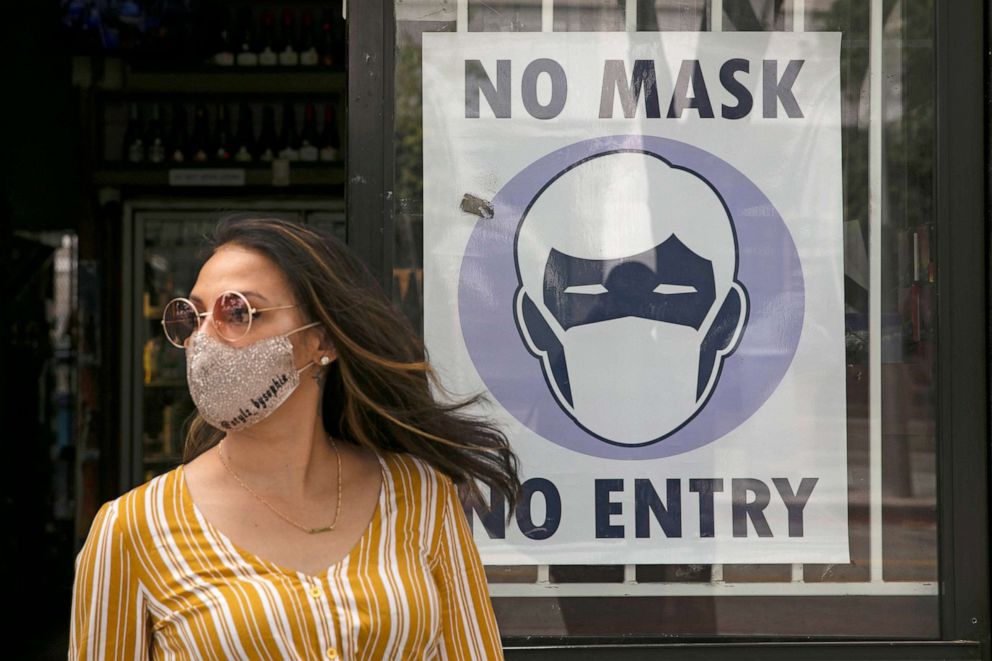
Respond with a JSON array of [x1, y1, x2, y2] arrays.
[[160, 289, 298, 348]]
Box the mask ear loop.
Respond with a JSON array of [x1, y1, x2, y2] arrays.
[[286, 321, 324, 375]]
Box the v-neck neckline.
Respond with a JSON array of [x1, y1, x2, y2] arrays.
[[177, 449, 390, 583]]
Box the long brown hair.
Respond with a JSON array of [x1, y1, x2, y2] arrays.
[[181, 213, 522, 516]]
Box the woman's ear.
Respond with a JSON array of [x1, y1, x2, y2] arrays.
[[318, 329, 337, 361]]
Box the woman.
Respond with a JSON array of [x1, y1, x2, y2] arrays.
[[69, 214, 522, 659]]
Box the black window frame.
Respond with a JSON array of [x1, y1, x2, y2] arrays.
[[345, 0, 990, 657]]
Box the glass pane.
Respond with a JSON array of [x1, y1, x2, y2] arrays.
[[640, 0, 708, 31], [140, 217, 218, 480], [722, 0, 787, 31], [393, 0, 938, 639], [553, 0, 627, 31]]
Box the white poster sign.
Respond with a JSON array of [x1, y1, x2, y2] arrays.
[[422, 32, 848, 564]]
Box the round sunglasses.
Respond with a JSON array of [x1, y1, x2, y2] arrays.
[[160, 290, 299, 348]]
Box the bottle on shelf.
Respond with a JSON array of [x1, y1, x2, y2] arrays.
[[278, 9, 299, 66], [258, 9, 278, 66], [158, 0, 193, 65], [257, 105, 278, 162], [161, 404, 174, 456], [117, 1, 143, 55], [145, 103, 165, 164], [300, 101, 320, 162], [233, 102, 257, 163], [318, 8, 343, 68], [212, 104, 234, 161], [299, 9, 319, 66], [277, 102, 300, 161], [165, 103, 189, 163], [157, 272, 186, 380], [212, 8, 236, 66], [235, 6, 258, 66], [319, 103, 340, 162], [143, 336, 161, 385], [142, 291, 155, 318], [331, 5, 346, 70], [123, 103, 145, 163], [189, 103, 211, 162], [141, 6, 163, 62]]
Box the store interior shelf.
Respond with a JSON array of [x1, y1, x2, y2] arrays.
[[144, 380, 186, 389], [120, 68, 346, 95], [143, 453, 182, 466], [92, 164, 346, 187]]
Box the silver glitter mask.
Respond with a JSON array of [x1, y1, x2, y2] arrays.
[[185, 321, 322, 431]]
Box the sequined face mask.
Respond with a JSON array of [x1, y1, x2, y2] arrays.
[[185, 321, 322, 431]]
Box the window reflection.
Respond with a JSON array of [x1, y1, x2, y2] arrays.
[[393, 0, 938, 638]]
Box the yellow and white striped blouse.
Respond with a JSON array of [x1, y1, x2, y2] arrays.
[[69, 449, 504, 660]]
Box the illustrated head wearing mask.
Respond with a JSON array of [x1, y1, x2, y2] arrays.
[[513, 151, 749, 446]]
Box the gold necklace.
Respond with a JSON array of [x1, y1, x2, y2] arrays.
[[218, 435, 342, 534]]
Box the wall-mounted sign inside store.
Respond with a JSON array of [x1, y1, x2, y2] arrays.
[[422, 32, 848, 564]]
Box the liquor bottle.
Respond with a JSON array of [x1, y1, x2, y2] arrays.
[[161, 404, 175, 456], [300, 101, 320, 161], [145, 103, 165, 164], [258, 9, 278, 66], [299, 9, 318, 66], [157, 0, 190, 64], [233, 102, 256, 163], [123, 103, 145, 163], [212, 8, 236, 66], [257, 105, 278, 162], [142, 3, 165, 62], [319, 103, 340, 162], [189, 103, 211, 162], [117, 1, 143, 55], [142, 263, 157, 317], [235, 7, 258, 66], [318, 9, 334, 68], [278, 9, 299, 66], [277, 102, 300, 161], [143, 336, 161, 384], [157, 271, 175, 312], [165, 103, 188, 163], [212, 104, 234, 161], [331, 6, 346, 70]]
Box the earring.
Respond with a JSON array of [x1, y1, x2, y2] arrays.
[[313, 355, 331, 383]]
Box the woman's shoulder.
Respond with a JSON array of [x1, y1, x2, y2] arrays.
[[380, 449, 459, 503], [89, 466, 184, 545], [379, 451, 463, 554]]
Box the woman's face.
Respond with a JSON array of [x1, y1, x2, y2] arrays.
[[187, 243, 314, 354]]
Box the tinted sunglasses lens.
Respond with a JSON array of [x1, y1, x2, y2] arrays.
[[214, 292, 251, 340], [163, 299, 199, 346]]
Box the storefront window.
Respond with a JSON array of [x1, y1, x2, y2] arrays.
[[393, 0, 937, 638]]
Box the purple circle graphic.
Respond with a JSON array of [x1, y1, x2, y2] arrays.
[[458, 134, 804, 459]]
